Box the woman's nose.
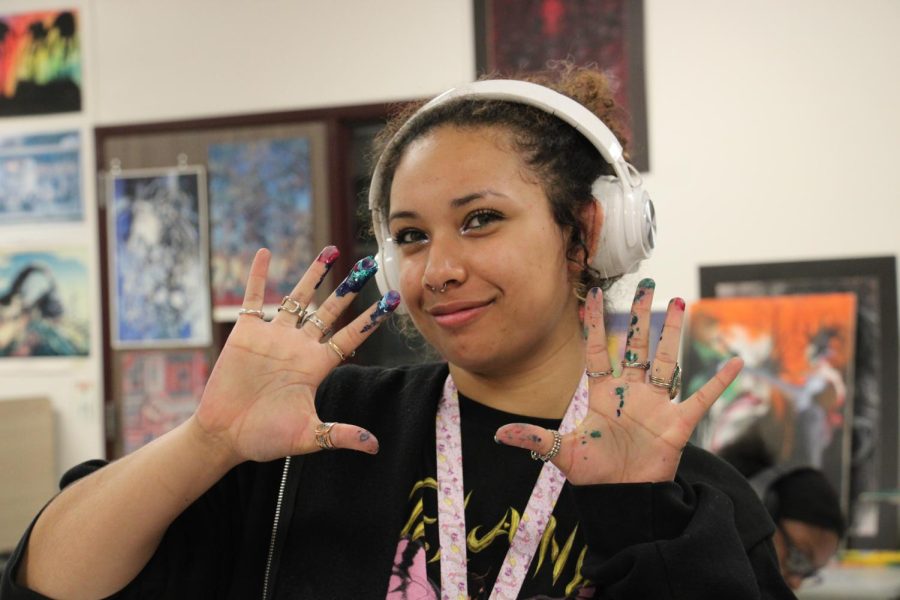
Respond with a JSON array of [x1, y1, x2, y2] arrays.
[[422, 234, 466, 291]]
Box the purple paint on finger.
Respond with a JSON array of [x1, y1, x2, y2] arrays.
[[335, 256, 378, 297], [360, 290, 401, 333]]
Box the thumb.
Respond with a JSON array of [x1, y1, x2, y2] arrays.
[[310, 422, 380, 455], [495, 423, 561, 462]]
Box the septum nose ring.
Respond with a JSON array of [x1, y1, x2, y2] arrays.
[[426, 282, 449, 293]]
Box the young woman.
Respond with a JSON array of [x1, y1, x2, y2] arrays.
[[3, 65, 795, 599]]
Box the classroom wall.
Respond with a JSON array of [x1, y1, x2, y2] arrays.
[[1, 0, 897, 475]]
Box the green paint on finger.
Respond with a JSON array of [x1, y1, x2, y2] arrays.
[[590, 430, 602, 438]]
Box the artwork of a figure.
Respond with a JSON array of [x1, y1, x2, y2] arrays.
[[0, 250, 89, 357]]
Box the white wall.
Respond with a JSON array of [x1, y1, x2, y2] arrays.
[[2, 0, 898, 473]]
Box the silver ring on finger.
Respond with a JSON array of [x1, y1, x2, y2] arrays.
[[302, 310, 333, 338], [238, 307, 265, 319], [649, 363, 682, 400], [585, 368, 614, 378], [278, 295, 307, 320], [621, 360, 651, 370], [530, 429, 562, 462], [315, 422, 337, 450]]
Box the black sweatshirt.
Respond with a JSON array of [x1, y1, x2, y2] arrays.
[[1, 363, 796, 599]]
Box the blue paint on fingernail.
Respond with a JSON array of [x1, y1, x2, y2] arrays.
[[360, 290, 401, 333], [336, 256, 378, 297]]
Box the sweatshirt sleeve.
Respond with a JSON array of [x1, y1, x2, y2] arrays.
[[571, 477, 797, 599], [1, 460, 109, 599], [0, 458, 278, 600]]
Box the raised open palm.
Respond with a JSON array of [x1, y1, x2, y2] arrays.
[[194, 247, 399, 464], [496, 280, 742, 485]]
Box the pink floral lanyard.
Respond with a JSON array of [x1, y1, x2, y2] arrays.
[[435, 373, 589, 600]]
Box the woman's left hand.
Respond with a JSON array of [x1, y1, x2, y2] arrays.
[[495, 279, 742, 485]]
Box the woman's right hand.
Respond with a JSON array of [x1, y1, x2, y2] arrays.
[[193, 246, 399, 465]]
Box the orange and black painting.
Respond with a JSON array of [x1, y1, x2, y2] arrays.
[[684, 293, 857, 507]]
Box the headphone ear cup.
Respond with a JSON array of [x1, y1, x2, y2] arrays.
[[590, 176, 627, 279], [590, 175, 655, 279]]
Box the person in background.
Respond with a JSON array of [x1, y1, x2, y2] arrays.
[[721, 443, 845, 590]]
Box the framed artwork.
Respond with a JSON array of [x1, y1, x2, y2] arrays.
[[0, 248, 90, 357], [118, 349, 208, 454], [0, 9, 81, 116], [699, 256, 899, 549], [684, 294, 858, 523], [0, 130, 82, 223], [208, 136, 316, 318], [107, 166, 212, 348], [474, 0, 649, 171]]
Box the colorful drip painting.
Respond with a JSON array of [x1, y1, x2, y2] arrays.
[[474, 0, 648, 170], [119, 350, 209, 454], [0, 248, 90, 357], [683, 294, 857, 512], [0, 10, 81, 116], [0, 130, 81, 223], [208, 136, 315, 318], [108, 167, 212, 348]]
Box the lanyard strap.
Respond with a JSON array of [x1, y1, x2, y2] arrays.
[[436, 374, 588, 600]]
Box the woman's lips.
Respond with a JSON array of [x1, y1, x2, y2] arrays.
[[428, 301, 492, 328]]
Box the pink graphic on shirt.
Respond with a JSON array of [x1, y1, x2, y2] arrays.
[[387, 537, 439, 600]]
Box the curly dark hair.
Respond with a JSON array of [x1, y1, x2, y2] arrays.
[[368, 61, 634, 298]]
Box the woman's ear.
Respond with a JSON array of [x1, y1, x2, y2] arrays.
[[581, 199, 604, 264]]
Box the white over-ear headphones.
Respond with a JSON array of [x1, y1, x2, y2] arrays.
[[368, 79, 656, 309]]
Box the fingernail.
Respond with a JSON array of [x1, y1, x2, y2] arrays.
[[314, 246, 340, 289], [638, 278, 656, 288], [316, 245, 340, 266], [335, 256, 378, 297], [590, 287, 601, 299], [670, 297, 686, 311], [493, 435, 502, 445], [360, 290, 401, 333]]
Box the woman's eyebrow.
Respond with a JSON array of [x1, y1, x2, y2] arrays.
[[388, 189, 509, 223], [450, 189, 507, 208]]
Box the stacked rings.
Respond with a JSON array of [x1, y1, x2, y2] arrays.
[[530, 429, 562, 462], [649, 363, 682, 400], [315, 422, 337, 450]]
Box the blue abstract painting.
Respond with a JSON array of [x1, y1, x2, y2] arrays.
[[208, 136, 314, 313], [0, 130, 82, 223]]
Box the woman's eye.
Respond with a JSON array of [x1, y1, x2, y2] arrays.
[[393, 228, 428, 245], [462, 209, 503, 232]]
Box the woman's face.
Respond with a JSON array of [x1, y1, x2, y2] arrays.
[[387, 125, 582, 374]]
